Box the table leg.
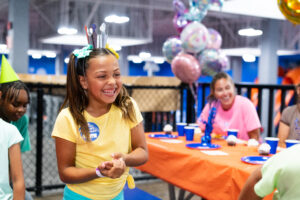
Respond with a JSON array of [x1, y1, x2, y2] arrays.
[[185, 193, 195, 200], [178, 189, 185, 200], [168, 183, 176, 200], [167, 183, 201, 200]]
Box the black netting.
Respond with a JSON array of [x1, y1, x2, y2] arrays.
[[24, 84, 181, 195]]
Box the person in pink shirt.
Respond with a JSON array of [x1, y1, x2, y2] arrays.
[[197, 72, 261, 141]]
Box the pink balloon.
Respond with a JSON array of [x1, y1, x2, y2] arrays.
[[171, 52, 201, 83], [173, 14, 189, 33], [172, 9, 191, 34], [173, 0, 186, 15]]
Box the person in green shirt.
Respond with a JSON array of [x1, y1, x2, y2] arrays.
[[239, 144, 300, 200], [11, 114, 31, 152]]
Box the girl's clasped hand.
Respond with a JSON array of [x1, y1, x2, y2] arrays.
[[99, 153, 126, 179]]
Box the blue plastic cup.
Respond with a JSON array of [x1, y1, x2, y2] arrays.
[[285, 139, 300, 148], [184, 126, 194, 141], [176, 123, 187, 136], [227, 129, 238, 137], [265, 137, 279, 154]]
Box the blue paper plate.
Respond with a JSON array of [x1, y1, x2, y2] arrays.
[[185, 143, 221, 150], [241, 156, 270, 165], [148, 134, 178, 139]]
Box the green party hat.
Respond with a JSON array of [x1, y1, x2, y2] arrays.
[[0, 55, 19, 84]]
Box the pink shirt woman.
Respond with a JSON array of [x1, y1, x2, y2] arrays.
[[197, 72, 261, 140]]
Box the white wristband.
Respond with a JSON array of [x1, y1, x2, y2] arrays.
[[95, 168, 104, 178]]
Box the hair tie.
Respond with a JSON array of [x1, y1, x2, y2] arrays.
[[73, 45, 93, 59], [105, 44, 119, 59]]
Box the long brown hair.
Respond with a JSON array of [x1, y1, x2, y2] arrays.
[[207, 72, 234, 103], [60, 48, 136, 141]]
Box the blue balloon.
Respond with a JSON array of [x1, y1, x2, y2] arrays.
[[162, 37, 182, 63], [184, 0, 210, 21]]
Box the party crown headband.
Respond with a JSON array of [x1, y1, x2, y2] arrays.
[[73, 23, 119, 59], [85, 23, 107, 49]]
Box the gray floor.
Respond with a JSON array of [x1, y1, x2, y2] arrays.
[[33, 179, 203, 200]]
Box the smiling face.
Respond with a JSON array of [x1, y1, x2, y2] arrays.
[[213, 77, 235, 110], [79, 54, 122, 107], [0, 89, 29, 122]]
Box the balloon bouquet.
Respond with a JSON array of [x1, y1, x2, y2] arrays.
[[162, 0, 229, 117]]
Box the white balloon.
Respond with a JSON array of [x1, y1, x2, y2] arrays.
[[180, 22, 209, 54]]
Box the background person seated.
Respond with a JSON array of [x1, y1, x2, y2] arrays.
[[198, 72, 261, 141], [277, 83, 300, 147]]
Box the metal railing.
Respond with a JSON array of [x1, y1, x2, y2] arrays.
[[23, 82, 296, 196]]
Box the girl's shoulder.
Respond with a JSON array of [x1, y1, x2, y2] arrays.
[[0, 118, 18, 131], [282, 105, 298, 116], [56, 107, 74, 120], [235, 95, 254, 106], [59, 107, 71, 114], [0, 118, 22, 142], [283, 105, 297, 112]]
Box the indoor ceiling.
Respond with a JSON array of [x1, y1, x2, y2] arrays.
[[0, 0, 299, 58]]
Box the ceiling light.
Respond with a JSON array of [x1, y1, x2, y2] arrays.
[[28, 49, 57, 59], [238, 28, 263, 36], [109, 44, 122, 51], [44, 52, 57, 58], [64, 57, 70, 64], [153, 57, 165, 64], [104, 15, 130, 24], [127, 55, 143, 63], [132, 57, 143, 64], [222, 48, 300, 57], [128, 55, 165, 64], [210, 0, 285, 20], [242, 54, 256, 62], [0, 44, 8, 54], [57, 27, 78, 35], [0, 45, 58, 58], [32, 54, 42, 59], [139, 52, 151, 59], [0, 44, 7, 49], [41, 35, 152, 47]]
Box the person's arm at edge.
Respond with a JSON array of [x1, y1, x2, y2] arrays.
[[9, 143, 25, 200], [119, 122, 148, 167], [248, 128, 260, 141], [238, 166, 263, 200], [55, 137, 98, 184], [277, 122, 290, 147]]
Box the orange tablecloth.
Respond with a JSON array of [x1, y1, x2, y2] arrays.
[[136, 132, 273, 200]]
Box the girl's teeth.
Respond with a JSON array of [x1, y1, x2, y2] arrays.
[[103, 90, 114, 94]]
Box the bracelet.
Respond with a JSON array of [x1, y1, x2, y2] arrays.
[[95, 168, 104, 178]]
